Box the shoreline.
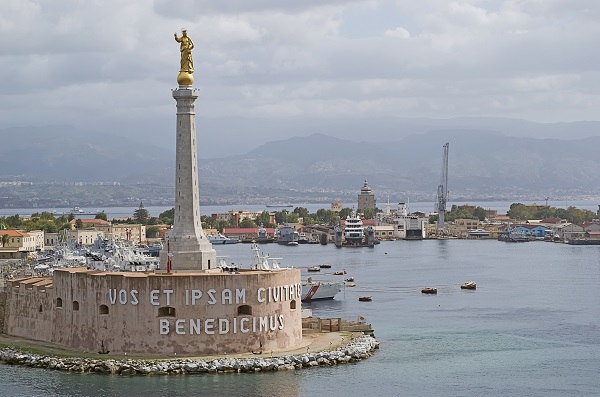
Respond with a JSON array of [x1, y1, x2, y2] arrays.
[[0, 332, 379, 375]]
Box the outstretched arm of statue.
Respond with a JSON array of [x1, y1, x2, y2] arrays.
[[174, 33, 181, 42]]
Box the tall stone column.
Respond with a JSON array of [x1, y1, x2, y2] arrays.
[[167, 86, 216, 270]]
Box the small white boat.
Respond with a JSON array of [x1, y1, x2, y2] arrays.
[[207, 233, 239, 244]]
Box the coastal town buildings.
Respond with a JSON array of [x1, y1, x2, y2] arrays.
[[0, 230, 37, 259]]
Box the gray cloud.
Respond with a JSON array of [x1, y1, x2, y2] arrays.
[[1, 0, 599, 158]]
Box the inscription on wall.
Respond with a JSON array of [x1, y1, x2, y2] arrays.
[[107, 284, 301, 335]]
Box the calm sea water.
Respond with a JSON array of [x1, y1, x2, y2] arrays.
[[2, 240, 600, 396]]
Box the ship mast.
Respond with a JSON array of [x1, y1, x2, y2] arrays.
[[436, 143, 449, 234]]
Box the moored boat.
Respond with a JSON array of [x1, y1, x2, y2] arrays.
[[421, 287, 438, 294], [460, 281, 477, 290], [358, 296, 372, 302], [275, 225, 299, 245], [302, 277, 344, 301], [207, 233, 239, 244], [343, 213, 365, 244]]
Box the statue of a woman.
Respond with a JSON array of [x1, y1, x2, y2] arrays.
[[174, 29, 194, 73]]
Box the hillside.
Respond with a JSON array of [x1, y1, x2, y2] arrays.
[[2, 123, 600, 204]]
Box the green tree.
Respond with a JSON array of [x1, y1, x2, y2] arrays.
[[5, 214, 21, 228], [507, 203, 534, 221], [95, 211, 108, 221], [39, 211, 55, 221], [361, 208, 375, 220], [133, 201, 149, 224], [293, 207, 310, 219], [315, 209, 334, 225], [287, 213, 299, 223], [338, 208, 353, 220], [239, 218, 256, 228], [217, 220, 230, 232], [302, 215, 315, 225], [274, 210, 289, 224], [201, 215, 217, 230], [146, 226, 159, 238], [75, 219, 84, 229], [258, 211, 273, 227], [1, 234, 9, 247], [159, 208, 175, 225]]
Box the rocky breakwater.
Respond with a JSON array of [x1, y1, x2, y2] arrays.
[[0, 335, 379, 375]]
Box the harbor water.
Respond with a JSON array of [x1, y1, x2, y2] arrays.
[[2, 240, 600, 396]]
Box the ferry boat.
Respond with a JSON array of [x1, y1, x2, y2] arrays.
[[207, 233, 239, 244]]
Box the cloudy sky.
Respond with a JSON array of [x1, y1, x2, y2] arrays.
[[1, 0, 599, 157]]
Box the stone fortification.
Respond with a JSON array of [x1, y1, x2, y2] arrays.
[[0, 289, 6, 334], [0, 335, 379, 375], [5, 267, 302, 356]]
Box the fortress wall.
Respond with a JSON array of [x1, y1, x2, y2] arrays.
[[5, 268, 302, 356], [0, 289, 6, 334]]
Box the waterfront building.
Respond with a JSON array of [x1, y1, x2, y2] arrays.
[[357, 180, 376, 213], [331, 200, 343, 213], [449, 219, 482, 238], [68, 219, 110, 230], [107, 224, 146, 244], [0, 230, 35, 259], [45, 232, 58, 248], [64, 229, 105, 247], [28, 230, 45, 252], [581, 222, 600, 232], [553, 223, 584, 240], [373, 225, 395, 240]]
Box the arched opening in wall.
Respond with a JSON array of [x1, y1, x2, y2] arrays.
[[73, 301, 80, 311], [237, 305, 252, 315], [290, 300, 297, 310], [158, 306, 176, 317], [56, 297, 63, 308], [99, 304, 109, 315], [38, 304, 43, 313]]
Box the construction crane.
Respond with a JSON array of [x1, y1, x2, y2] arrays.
[[436, 143, 449, 233]]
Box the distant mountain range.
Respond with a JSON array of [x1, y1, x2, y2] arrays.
[[2, 119, 600, 201]]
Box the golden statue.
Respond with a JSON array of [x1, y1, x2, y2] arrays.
[[174, 29, 194, 85]]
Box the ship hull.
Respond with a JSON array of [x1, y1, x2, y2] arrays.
[[301, 282, 343, 301]]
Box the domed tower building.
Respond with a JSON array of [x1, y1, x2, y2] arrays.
[[357, 180, 376, 213]]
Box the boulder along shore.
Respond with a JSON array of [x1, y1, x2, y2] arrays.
[[0, 335, 379, 375]]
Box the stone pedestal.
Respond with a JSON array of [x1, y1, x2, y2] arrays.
[[164, 86, 216, 271]]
